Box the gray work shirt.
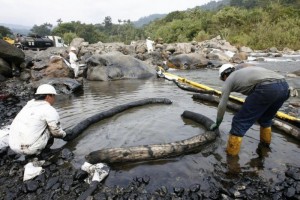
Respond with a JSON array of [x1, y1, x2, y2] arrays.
[[217, 67, 285, 121]]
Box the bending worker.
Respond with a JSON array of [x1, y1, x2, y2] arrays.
[[69, 46, 79, 78], [210, 64, 289, 156], [9, 84, 67, 155]]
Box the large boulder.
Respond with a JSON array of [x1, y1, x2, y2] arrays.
[[167, 53, 208, 69], [0, 39, 25, 77], [0, 58, 12, 77], [30, 56, 73, 81], [33, 77, 82, 94], [230, 52, 248, 63], [86, 52, 156, 81], [0, 39, 25, 66]]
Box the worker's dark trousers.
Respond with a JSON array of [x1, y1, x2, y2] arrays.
[[230, 80, 289, 137]]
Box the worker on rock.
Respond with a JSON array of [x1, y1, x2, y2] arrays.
[[210, 64, 290, 156], [146, 37, 154, 52], [9, 84, 67, 155], [69, 46, 79, 78]]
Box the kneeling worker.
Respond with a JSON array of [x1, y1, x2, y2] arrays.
[[210, 64, 290, 156], [9, 84, 67, 155]]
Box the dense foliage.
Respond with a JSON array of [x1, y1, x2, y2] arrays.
[[2, 1, 300, 50], [0, 26, 13, 38], [30, 23, 52, 36], [145, 3, 300, 50]]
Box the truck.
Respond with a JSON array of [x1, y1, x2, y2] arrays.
[[14, 34, 67, 50], [45, 35, 67, 47]]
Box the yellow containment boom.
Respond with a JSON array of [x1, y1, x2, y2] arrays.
[[159, 67, 300, 124]]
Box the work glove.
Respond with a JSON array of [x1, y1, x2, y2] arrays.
[[209, 118, 222, 131]]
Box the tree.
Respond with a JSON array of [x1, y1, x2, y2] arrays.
[[0, 25, 13, 38], [57, 18, 63, 25], [103, 16, 112, 29], [63, 32, 77, 45], [30, 23, 53, 36]]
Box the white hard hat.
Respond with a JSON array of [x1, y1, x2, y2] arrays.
[[35, 84, 57, 95], [219, 64, 234, 78], [70, 46, 77, 51]]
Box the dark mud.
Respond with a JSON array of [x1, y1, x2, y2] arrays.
[[1, 146, 300, 199]]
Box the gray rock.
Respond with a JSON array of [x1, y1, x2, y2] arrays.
[[26, 180, 39, 192], [167, 53, 208, 69], [0, 39, 25, 66], [86, 52, 155, 81]]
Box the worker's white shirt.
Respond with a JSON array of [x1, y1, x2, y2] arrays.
[[9, 99, 66, 155]]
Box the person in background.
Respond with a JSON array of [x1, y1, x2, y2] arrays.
[[9, 84, 67, 155], [146, 37, 154, 52], [69, 46, 79, 78], [210, 64, 289, 156]]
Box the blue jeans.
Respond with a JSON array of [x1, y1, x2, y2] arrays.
[[230, 80, 289, 137]]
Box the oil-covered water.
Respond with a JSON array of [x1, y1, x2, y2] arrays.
[[53, 58, 300, 191]]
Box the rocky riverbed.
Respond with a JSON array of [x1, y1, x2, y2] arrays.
[[1, 142, 300, 199]]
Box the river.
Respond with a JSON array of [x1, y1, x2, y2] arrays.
[[52, 55, 300, 192]]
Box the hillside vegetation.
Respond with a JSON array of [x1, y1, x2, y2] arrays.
[[1, 0, 300, 50], [146, 2, 300, 50]]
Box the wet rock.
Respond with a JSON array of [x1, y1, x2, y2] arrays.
[[60, 148, 74, 160], [296, 182, 300, 193], [155, 186, 168, 197], [173, 186, 184, 197], [190, 183, 201, 193], [74, 169, 88, 181], [45, 176, 59, 190], [35, 173, 46, 186], [42, 161, 52, 167], [49, 164, 57, 172], [26, 180, 39, 192], [284, 187, 296, 198], [0, 147, 8, 157], [56, 158, 64, 166], [77, 181, 99, 200], [142, 175, 150, 184], [51, 182, 61, 190], [286, 168, 300, 181]]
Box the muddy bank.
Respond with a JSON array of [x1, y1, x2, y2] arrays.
[[0, 78, 35, 127]]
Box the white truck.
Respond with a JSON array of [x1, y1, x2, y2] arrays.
[[45, 36, 67, 47]]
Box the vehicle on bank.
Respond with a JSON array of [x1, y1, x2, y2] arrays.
[[14, 34, 67, 50]]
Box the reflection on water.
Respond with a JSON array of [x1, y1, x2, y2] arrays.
[[53, 62, 300, 191]]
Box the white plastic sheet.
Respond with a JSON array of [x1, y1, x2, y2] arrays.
[[81, 162, 110, 184], [23, 159, 45, 181]]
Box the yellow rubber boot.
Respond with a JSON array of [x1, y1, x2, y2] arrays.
[[260, 127, 271, 145], [226, 134, 243, 156]]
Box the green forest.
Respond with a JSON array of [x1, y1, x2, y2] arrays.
[[1, 0, 300, 50]]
